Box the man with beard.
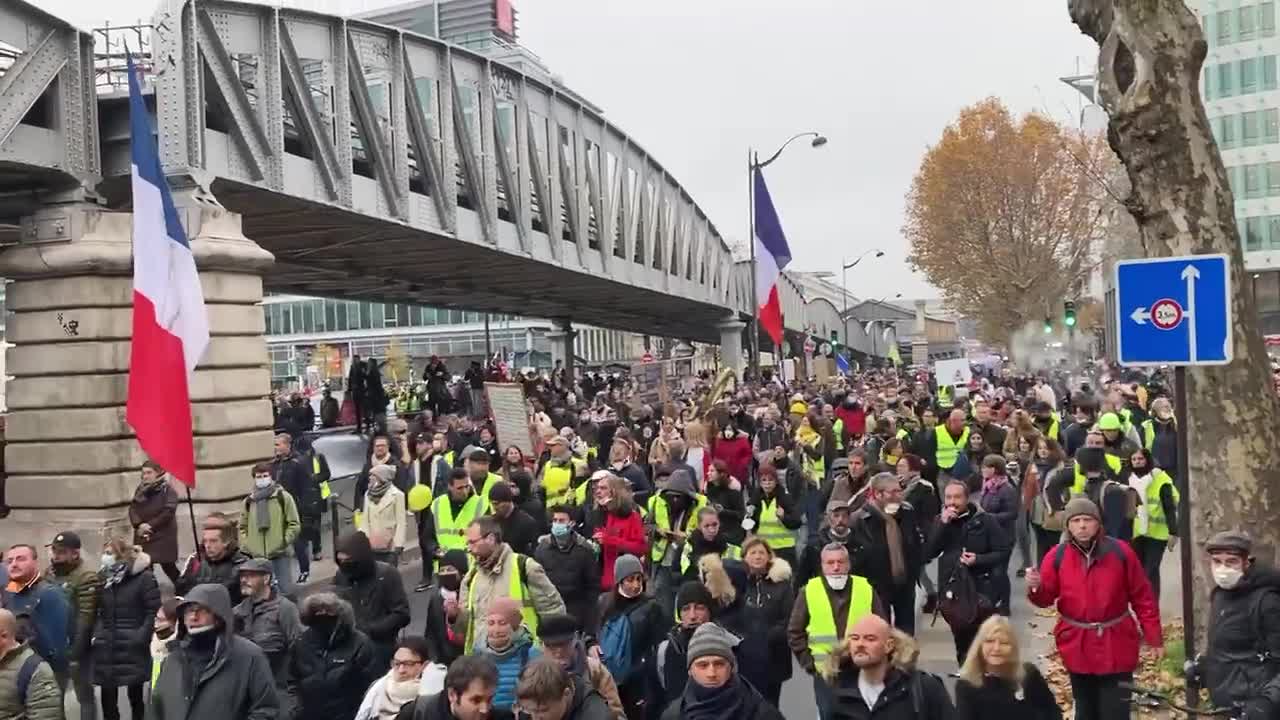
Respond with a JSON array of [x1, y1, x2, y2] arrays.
[[656, 582, 718, 707], [828, 614, 953, 720], [680, 508, 741, 583], [659, 622, 784, 720], [797, 500, 858, 588], [849, 473, 926, 634]]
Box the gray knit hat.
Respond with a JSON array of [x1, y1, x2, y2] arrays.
[[370, 464, 398, 483], [686, 622, 739, 669], [1063, 496, 1101, 522], [613, 554, 644, 586]]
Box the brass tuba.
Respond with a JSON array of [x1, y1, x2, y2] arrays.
[[694, 367, 737, 421]]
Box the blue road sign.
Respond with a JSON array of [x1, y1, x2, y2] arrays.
[[1115, 254, 1233, 366]]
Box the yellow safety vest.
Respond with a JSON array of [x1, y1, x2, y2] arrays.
[[314, 456, 331, 499], [464, 553, 539, 651], [679, 542, 741, 574], [756, 497, 795, 549], [1071, 454, 1124, 493], [1037, 413, 1061, 442], [934, 425, 970, 470], [432, 494, 481, 553], [647, 494, 708, 562], [895, 428, 909, 441], [543, 459, 587, 507], [1134, 469, 1179, 541], [804, 576, 874, 668], [833, 419, 845, 452], [798, 436, 824, 482], [1141, 418, 1173, 451], [938, 385, 953, 407], [477, 472, 502, 515]]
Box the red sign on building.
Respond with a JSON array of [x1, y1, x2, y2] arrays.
[[495, 0, 515, 37]]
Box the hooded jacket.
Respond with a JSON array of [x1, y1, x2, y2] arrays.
[[333, 533, 412, 656], [146, 583, 279, 720], [287, 593, 381, 720], [92, 551, 162, 687], [828, 631, 953, 720], [1203, 564, 1280, 714], [741, 557, 795, 685]]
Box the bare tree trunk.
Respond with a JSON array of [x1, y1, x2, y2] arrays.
[[1069, 0, 1280, 632]]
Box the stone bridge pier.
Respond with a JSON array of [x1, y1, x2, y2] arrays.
[[0, 199, 276, 553]]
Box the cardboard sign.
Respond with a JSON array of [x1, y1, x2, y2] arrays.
[[934, 358, 972, 388], [484, 383, 534, 457], [631, 361, 668, 406]]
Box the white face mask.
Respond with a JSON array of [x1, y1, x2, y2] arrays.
[[254, 477, 272, 490], [883, 503, 901, 516], [186, 623, 216, 636], [825, 574, 848, 591], [1212, 565, 1244, 590]]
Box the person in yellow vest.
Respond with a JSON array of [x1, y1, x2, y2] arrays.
[[745, 464, 802, 568], [465, 448, 503, 516], [1141, 397, 1179, 477], [1121, 448, 1179, 596], [1097, 411, 1139, 460], [679, 508, 742, 581], [1067, 429, 1125, 496], [786, 542, 880, 720], [453, 516, 567, 651], [537, 436, 589, 508], [924, 408, 970, 482], [644, 469, 707, 619], [427, 469, 483, 584]]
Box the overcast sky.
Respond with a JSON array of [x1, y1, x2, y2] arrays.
[[38, 0, 1100, 301]]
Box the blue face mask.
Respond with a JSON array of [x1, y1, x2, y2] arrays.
[[551, 522, 571, 538]]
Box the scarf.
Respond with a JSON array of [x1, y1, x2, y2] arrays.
[[682, 672, 749, 720], [367, 478, 390, 503], [251, 484, 277, 531], [373, 672, 421, 719], [880, 506, 907, 584], [982, 474, 1008, 497], [102, 561, 129, 589]]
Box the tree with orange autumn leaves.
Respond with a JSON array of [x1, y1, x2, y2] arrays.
[[904, 98, 1120, 343]]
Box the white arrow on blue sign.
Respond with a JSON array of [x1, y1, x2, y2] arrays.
[[1114, 253, 1233, 366]]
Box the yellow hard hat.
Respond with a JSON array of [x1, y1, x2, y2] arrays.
[[407, 484, 433, 512]]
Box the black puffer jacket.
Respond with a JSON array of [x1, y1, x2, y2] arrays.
[[91, 552, 161, 687], [332, 532, 411, 665], [533, 532, 601, 633], [1202, 564, 1280, 715], [176, 546, 252, 606], [287, 593, 380, 720], [922, 503, 1010, 607], [741, 557, 795, 686]]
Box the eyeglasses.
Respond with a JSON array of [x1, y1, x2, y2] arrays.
[[392, 659, 425, 669]]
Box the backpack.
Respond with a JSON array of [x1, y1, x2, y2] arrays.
[[1103, 480, 1140, 520], [599, 611, 635, 683], [935, 562, 993, 631], [15, 653, 42, 704]]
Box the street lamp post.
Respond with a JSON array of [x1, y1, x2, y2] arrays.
[[841, 249, 885, 349], [748, 131, 827, 379]]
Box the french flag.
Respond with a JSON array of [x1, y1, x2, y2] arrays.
[[753, 168, 791, 346], [124, 55, 210, 487]]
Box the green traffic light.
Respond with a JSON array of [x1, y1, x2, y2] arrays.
[[1065, 315, 1076, 327]]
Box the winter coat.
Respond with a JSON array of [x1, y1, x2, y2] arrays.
[[475, 628, 541, 710], [362, 484, 408, 552], [272, 453, 319, 517], [533, 533, 601, 632], [658, 673, 786, 720], [923, 503, 1010, 609], [233, 590, 302, 687], [797, 527, 859, 588], [741, 558, 795, 685], [147, 583, 280, 720], [1028, 536, 1162, 675], [0, 643, 61, 720], [956, 664, 1061, 720], [91, 552, 162, 687], [556, 672, 615, 720], [594, 590, 669, 694], [238, 485, 301, 559], [978, 477, 1021, 540], [333, 533, 412, 661], [495, 507, 543, 557], [849, 504, 927, 592], [420, 585, 465, 668], [1202, 564, 1280, 714], [0, 575, 70, 675], [903, 475, 940, 522], [745, 487, 803, 540], [704, 478, 748, 545], [711, 433, 753, 488], [46, 558, 100, 664], [176, 547, 252, 607], [578, 506, 646, 590], [129, 479, 181, 564], [829, 664, 954, 720], [452, 543, 566, 645], [288, 594, 381, 720], [395, 692, 515, 720]]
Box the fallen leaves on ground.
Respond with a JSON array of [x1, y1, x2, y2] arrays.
[[1040, 622, 1191, 719]]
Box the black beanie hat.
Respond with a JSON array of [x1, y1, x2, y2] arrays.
[[675, 581, 714, 613]]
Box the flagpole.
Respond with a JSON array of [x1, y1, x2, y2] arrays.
[[184, 486, 203, 561], [747, 149, 759, 382]]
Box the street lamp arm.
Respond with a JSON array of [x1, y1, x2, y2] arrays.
[[755, 132, 825, 169], [843, 248, 886, 270]]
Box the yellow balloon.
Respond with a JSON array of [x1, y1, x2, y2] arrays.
[[407, 484, 433, 512]]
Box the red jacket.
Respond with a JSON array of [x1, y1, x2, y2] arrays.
[[711, 434, 753, 485], [1028, 536, 1162, 674], [835, 405, 866, 439], [595, 509, 647, 589]]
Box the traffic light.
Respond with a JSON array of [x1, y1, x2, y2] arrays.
[[1064, 300, 1077, 328], [1043, 317, 1053, 334]]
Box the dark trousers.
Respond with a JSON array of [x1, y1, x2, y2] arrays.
[[1132, 535, 1166, 597], [416, 512, 435, 583], [1033, 524, 1061, 566], [878, 581, 916, 635], [813, 673, 835, 720], [292, 536, 311, 575], [157, 562, 180, 585], [1069, 672, 1132, 720], [951, 624, 978, 665], [99, 683, 145, 720], [759, 679, 783, 708]]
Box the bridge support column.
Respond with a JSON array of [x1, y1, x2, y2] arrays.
[[546, 320, 577, 380], [0, 201, 276, 553], [718, 317, 747, 379]]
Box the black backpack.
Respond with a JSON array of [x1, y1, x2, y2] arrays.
[[934, 562, 993, 631]]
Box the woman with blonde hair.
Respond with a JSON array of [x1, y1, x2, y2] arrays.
[[682, 420, 709, 488], [955, 615, 1061, 720], [92, 537, 161, 720]]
